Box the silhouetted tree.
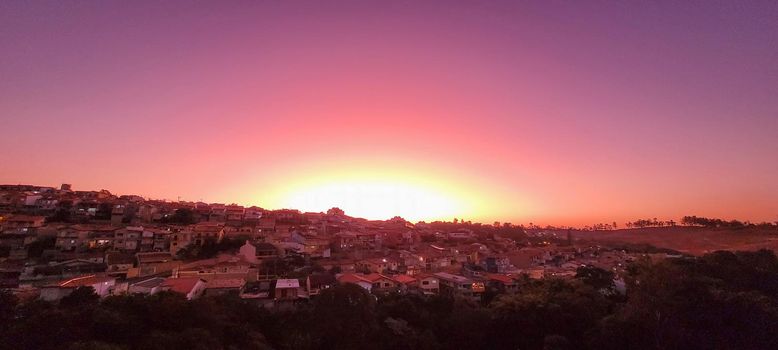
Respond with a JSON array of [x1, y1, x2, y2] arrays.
[[60, 286, 99, 308]]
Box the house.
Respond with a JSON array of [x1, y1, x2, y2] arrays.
[[128, 277, 166, 295], [256, 217, 276, 235], [225, 225, 255, 239], [55, 228, 90, 251], [485, 273, 518, 294], [356, 257, 399, 274], [209, 205, 226, 222], [483, 255, 514, 273], [413, 246, 454, 271], [138, 229, 154, 251], [205, 278, 246, 297], [148, 228, 170, 252], [522, 268, 546, 279], [305, 273, 336, 297], [434, 272, 485, 302], [390, 274, 417, 292], [337, 273, 374, 292], [363, 273, 398, 293], [287, 231, 331, 257], [30, 259, 107, 282], [113, 226, 144, 251], [111, 205, 125, 226], [225, 205, 245, 223], [238, 241, 282, 264], [274, 224, 292, 238], [86, 227, 118, 250], [414, 274, 440, 295], [244, 207, 263, 222], [105, 252, 135, 277], [273, 209, 300, 221], [318, 258, 356, 273], [508, 248, 551, 268], [447, 230, 475, 240], [131, 252, 179, 278], [40, 274, 116, 301], [40, 250, 105, 264], [175, 255, 254, 281], [160, 277, 207, 300], [3, 215, 46, 229], [54, 225, 118, 252], [169, 223, 225, 255], [274, 279, 300, 301], [240, 280, 273, 300], [337, 273, 397, 293]]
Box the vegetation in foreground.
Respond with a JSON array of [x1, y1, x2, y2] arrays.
[[2, 249, 778, 350]]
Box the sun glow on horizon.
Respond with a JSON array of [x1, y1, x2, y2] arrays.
[[280, 179, 462, 222], [237, 162, 492, 222]]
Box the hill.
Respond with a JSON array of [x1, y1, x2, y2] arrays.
[[574, 226, 778, 255]]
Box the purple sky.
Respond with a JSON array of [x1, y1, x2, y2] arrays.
[[1, 1, 776, 224]]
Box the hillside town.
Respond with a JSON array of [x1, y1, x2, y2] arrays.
[[0, 183, 677, 305]]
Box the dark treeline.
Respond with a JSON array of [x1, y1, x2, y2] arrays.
[[625, 216, 778, 229], [2, 250, 778, 350], [680, 215, 776, 228], [626, 218, 674, 228]]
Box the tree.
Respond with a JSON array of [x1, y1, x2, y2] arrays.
[[95, 203, 114, 220], [0, 289, 18, 326], [311, 284, 379, 350], [544, 334, 570, 350], [51, 200, 73, 222], [575, 265, 615, 293], [68, 341, 127, 350], [489, 279, 613, 349], [166, 208, 196, 225], [27, 236, 56, 258], [60, 286, 99, 308]]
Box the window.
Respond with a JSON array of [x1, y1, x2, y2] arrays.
[[422, 281, 430, 285]]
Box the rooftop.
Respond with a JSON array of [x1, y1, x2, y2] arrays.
[[132, 277, 166, 289], [433, 272, 472, 283], [162, 277, 204, 294], [275, 279, 300, 289], [206, 279, 246, 289], [58, 274, 115, 288]]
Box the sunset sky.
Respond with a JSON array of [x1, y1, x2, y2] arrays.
[[1, 1, 776, 225]]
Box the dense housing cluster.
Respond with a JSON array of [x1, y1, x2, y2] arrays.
[[0, 184, 673, 305], [2, 184, 778, 349]]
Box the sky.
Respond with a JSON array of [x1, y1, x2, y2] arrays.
[[1, 1, 777, 225]]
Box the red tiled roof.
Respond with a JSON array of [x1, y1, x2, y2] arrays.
[[486, 273, 515, 284], [362, 273, 391, 282], [392, 274, 416, 285], [162, 277, 203, 295]]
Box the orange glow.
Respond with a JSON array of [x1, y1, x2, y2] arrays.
[[215, 162, 524, 222], [278, 180, 459, 221], [256, 165, 487, 222]]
